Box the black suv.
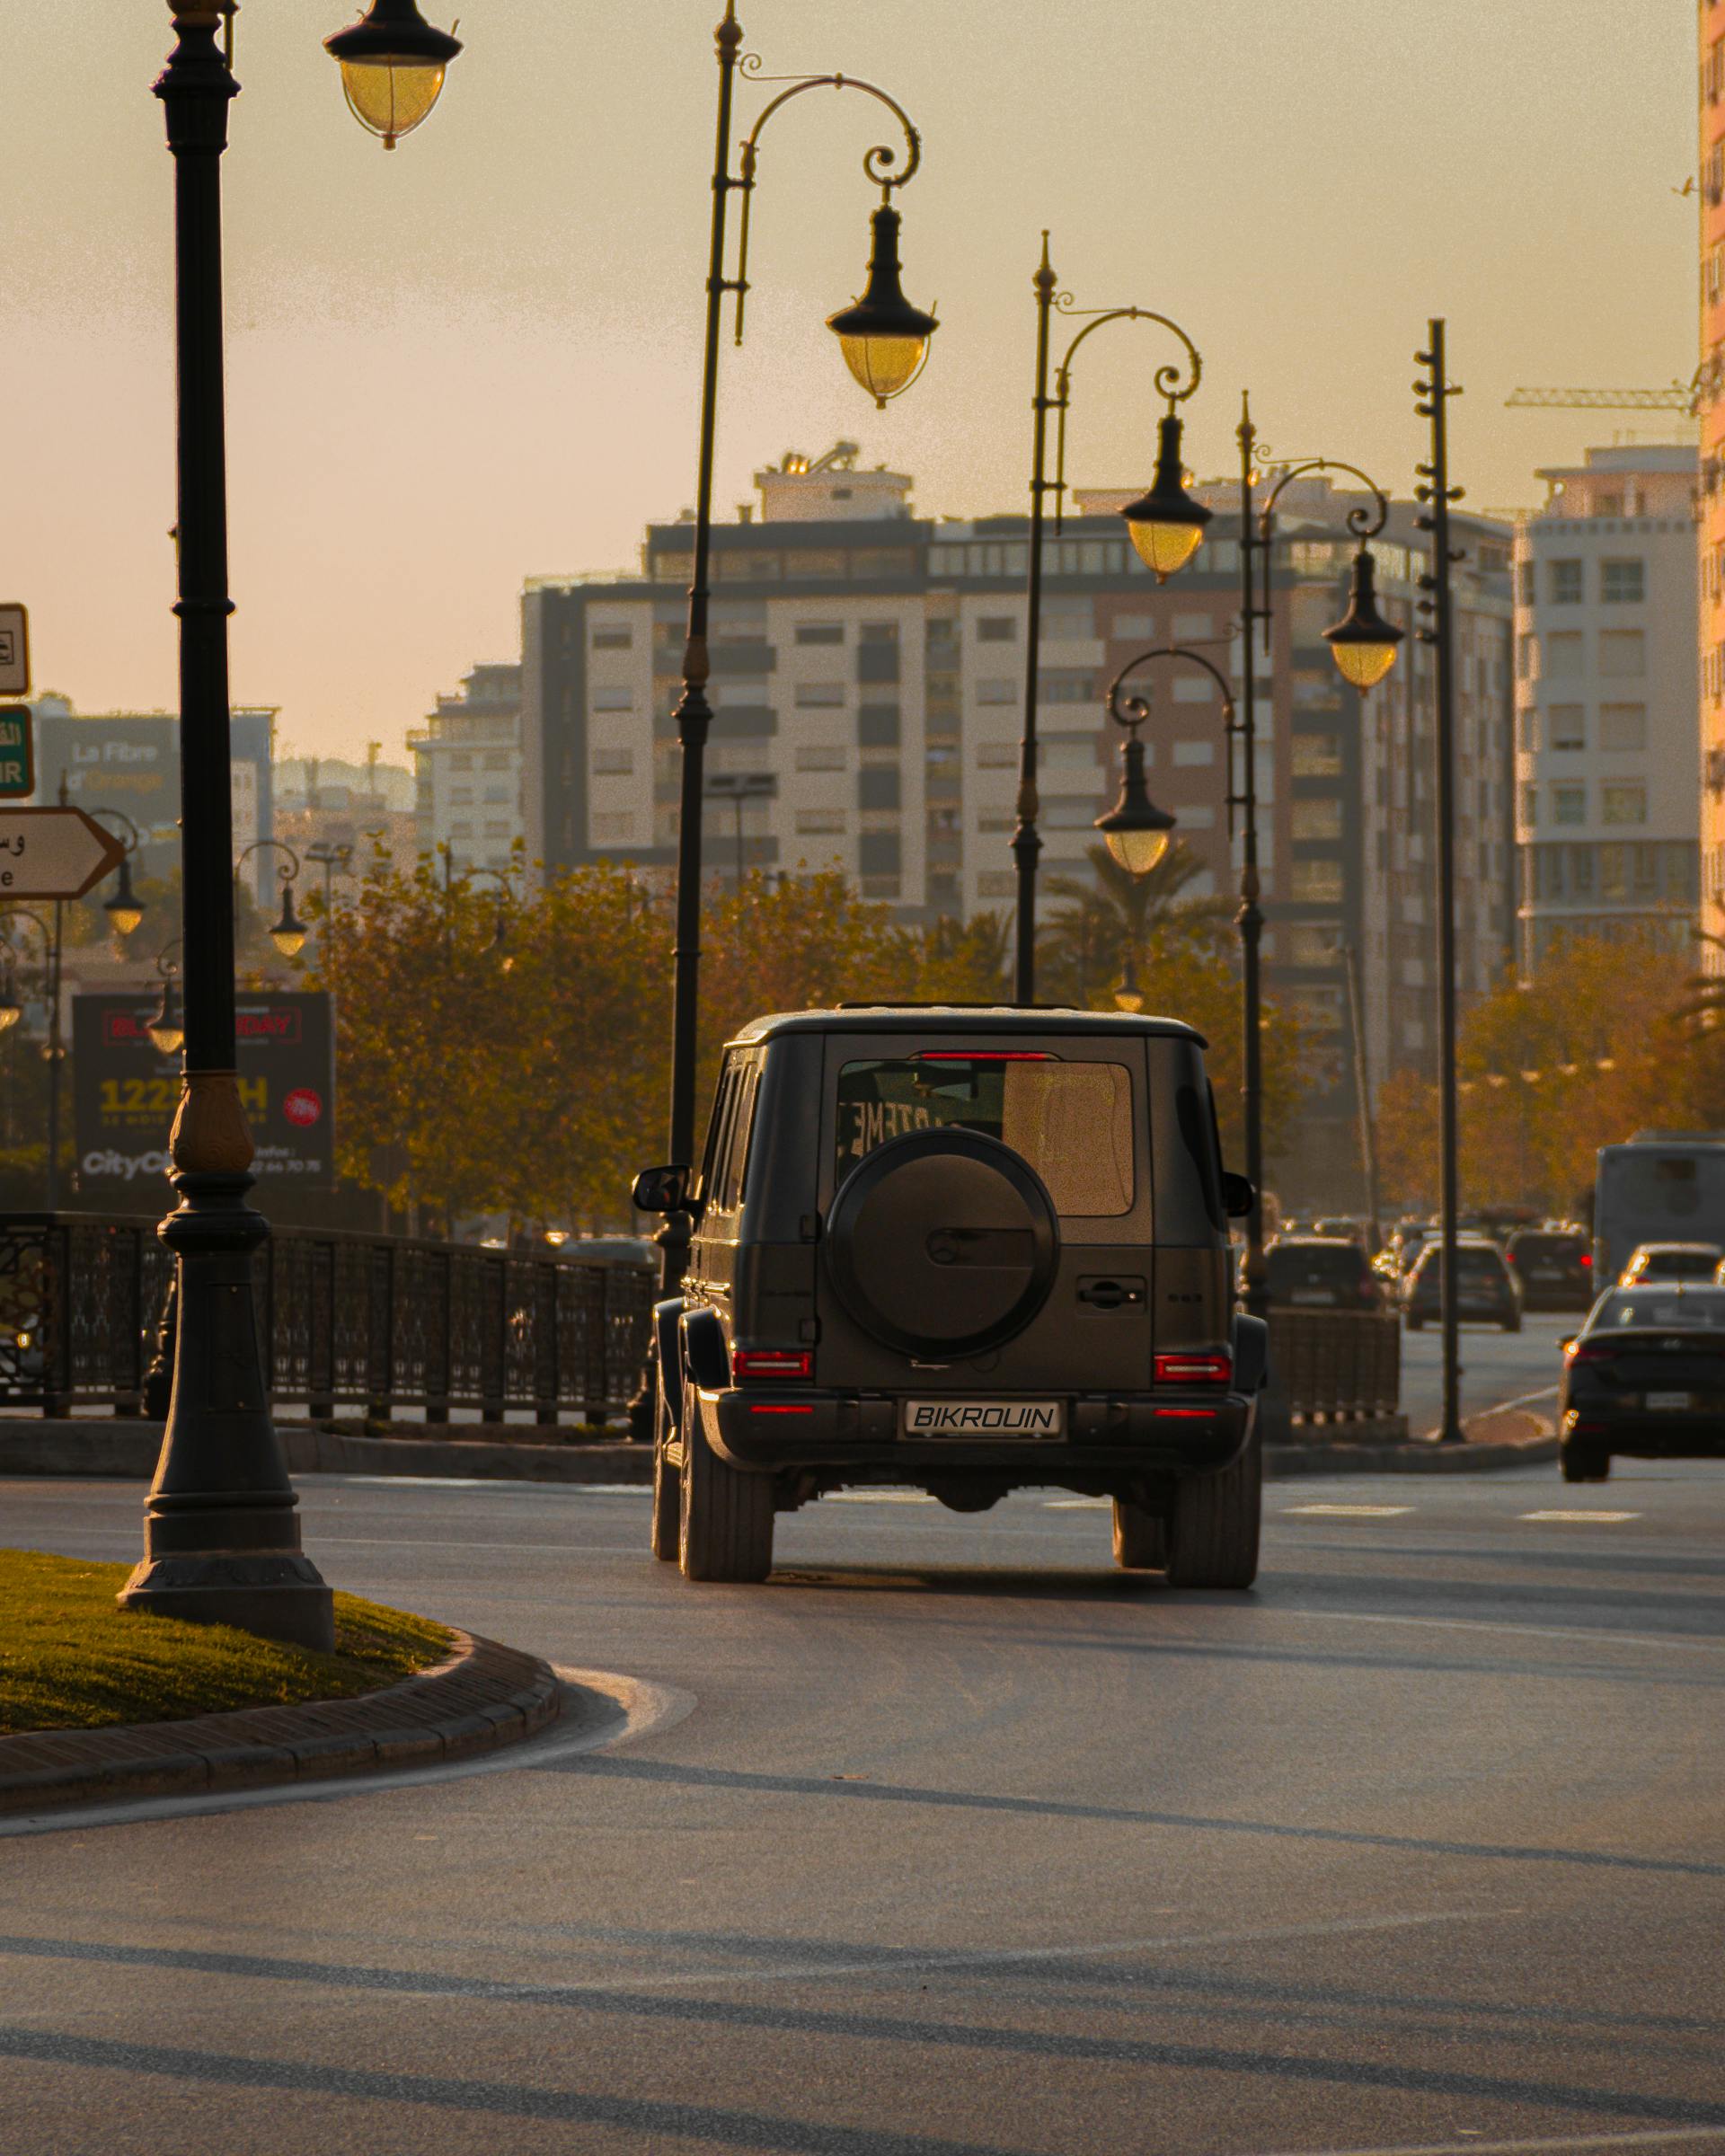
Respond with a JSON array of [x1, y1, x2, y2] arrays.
[[1503, 1226, 1594, 1312], [634, 1007, 1266, 1588]]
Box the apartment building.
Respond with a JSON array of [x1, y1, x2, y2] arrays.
[[1513, 445, 1699, 968], [410, 664, 524, 875], [1702, 0, 1725, 941], [520, 450, 1514, 1200]]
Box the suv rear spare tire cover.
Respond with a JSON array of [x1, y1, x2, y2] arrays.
[[824, 1127, 1060, 1356]]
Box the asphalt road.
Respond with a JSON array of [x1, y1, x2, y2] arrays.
[[1397, 1312, 1575, 1436], [4, 1432, 1723, 2156]]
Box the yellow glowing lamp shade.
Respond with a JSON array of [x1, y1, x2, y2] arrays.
[[1114, 982, 1146, 1013], [105, 902, 145, 938], [270, 884, 309, 962], [827, 207, 938, 409], [1119, 412, 1212, 584], [324, 0, 462, 150], [0, 1000, 21, 1035], [148, 1018, 185, 1057], [1324, 546, 1404, 693], [147, 977, 182, 1058], [1093, 736, 1176, 878]]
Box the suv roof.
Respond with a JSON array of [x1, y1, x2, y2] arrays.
[[729, 1006, 1208, 1047]]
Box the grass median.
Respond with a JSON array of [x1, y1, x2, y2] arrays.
[[0, 1548, 455, 1738]]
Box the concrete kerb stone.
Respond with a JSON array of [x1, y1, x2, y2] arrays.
[[0, 1628, 562, 1821]]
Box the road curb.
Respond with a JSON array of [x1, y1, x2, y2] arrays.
[[1269, 1402, 1557, 1478], [0, 1627, 562, 1820]]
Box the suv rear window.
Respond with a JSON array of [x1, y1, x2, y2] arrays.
[[1509, 1233, 1583, 1261], [1266, 1244, 1365, 1288], [835, 1056, 1134, 1216]]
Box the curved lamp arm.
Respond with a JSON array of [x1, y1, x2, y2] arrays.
[[236, 836, 302, 888], [155, 937, 183, 983], [1258, 455, 1390, 543], [87, 807, 142, 854], [1049, 305, 1203, 537], [0, 906, 55, 961], [1108, 643, 1241, 842], [731, 67, 923, 343]]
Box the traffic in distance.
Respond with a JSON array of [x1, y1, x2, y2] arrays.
[[637, 1012, 1725, 1580]]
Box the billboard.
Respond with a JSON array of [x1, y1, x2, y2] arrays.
[[72, 990, 335, 1196]]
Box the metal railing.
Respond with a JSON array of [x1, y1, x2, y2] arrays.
[[0, 1215, 655, 1427], [1268, 1308, 1402, 1427]]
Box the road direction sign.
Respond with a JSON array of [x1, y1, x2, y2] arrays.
[[0, 707, 34, 799], [0, 807, 127, 899], [0, 607, 28, 698]]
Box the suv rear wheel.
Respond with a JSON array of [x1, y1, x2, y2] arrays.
[[1561, 1442, 1610, 1483], [679, 1388, 775, 1583], [1111, 1498, 1167, 1571], [1164, 1430, 1261, 1588], [650, 1374, 680, 1563]]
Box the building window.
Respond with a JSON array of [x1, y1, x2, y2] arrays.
[[795, 623, 845, 645], [1287, 925, 1340, 968], [978, 616, 1016, 641], [1547, 560, 1583, 605], [590, 811, 636, 843], [1598, 629, 1645, 678], [859, 832, 900, 877], [858, 766, 901, 812], [1552, 783, 1587, 826], [1111, 613, 1155, 640], [1290, 798, 1343, 841], [977, 742, 1017, 768], [482, 751, 512, 770], [449, 786, 473, 805], [1516, 560, 1535, 605], [1547, 703, 1585, 751], [794, 744, 845, 772], [977, 870, 1017, 897], [1038, 669, 1093, 703], [591, 626, 632, 649], [1515, 705, 1537, 753], [592, 748, 634, 775], [858, 704, 900, 748], [1600, 559, 1646, 605], [1516, 633, 1536, 678], [482, 820, 512, 838], [1291, 734, 1342, 778], [1519, 783, 1537, 828], [1598, 702, 1647, 751], [1172, 739, 1215, 767], [449, 753, 474, 771], [794, 683, 845, 709], [592, 687, 634, 712], [1544, 631, 1584, 678], [795, 809, 845, 835], [1289, 860, 1343, 904], [1600, 782, 1647, 826], [976, 678, 1018, 705]]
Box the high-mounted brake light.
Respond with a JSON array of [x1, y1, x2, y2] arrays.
[[1154, 1351, 1232, 1386], [916, 1051, 1055, 1063], [731, 1348, 813, 1383]]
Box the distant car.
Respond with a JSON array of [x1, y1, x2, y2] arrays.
[[1616, 1241, 1724, 1287], [1560, 1283, 1725, 1481], [1503, 1226, 1595, 1312], [1311, 1216, 1362, 1243], [1403, 1237, 1520, 1331], [1263, 1236, 1381, 1312]]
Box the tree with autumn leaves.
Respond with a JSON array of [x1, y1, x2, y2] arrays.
[[1375, 935, 1725, 1219], [310, 847, 1310, 1231]]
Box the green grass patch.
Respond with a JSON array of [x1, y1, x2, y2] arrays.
[[0, 1549, 456, 1737]]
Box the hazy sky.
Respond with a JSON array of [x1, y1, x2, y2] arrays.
[[7, 2, 1695, 762]]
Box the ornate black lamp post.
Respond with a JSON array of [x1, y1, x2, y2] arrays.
[[91, 810, 148, 942], [237, 837, 309, 959], [1013, 234, 1209, 1005], [119, 1, 459, 1649], [1234, 413, 1402, 1310], [656, 3, 938, 1295], [148, 941, 187, 1058]]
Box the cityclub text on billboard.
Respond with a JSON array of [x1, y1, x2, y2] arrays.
[[72, 991, 335, 1195]]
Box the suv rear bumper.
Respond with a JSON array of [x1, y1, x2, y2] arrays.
[[695, 1386, 1253, 1478]]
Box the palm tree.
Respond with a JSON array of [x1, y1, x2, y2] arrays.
[[1039, 840, 1230, 1006]]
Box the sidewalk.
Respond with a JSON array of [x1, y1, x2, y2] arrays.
[[0, 1628, 561, 1821]]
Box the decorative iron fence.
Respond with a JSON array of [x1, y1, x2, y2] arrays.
[[0, 1215, 656, 1426], [1268, 1308, 1402, 1426]]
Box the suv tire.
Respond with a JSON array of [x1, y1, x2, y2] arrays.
[[1111, 1498, 1167, 1571], [679, 1392, 775, 1583], [1561, 1443, 1610, 1483], [650, 1373, 680, 1562], [1164, 1428, 1261, 1588]]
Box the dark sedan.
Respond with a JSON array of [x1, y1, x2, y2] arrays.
[[1504, 1226, 1595, 1312], [1561, 1285, 1725, 1482], [1263, 1236, 1382, 1312], [1404, 1238, 1520, 1332]]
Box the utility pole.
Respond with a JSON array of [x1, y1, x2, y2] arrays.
[[1342, 940, 1381, 1251], [1414, 319, 1466, 1445]]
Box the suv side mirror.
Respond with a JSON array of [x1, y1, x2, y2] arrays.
[[1220, 1171, 1254, 1221], [632, 1164, 690, 1215]]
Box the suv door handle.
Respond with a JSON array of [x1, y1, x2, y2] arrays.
[[1077, 1276, 1146, 1312]]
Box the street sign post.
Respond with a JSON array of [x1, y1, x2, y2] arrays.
[[0, 806, 127, 899], [0, 707, 34, 799], [0, 606, 28, 698]]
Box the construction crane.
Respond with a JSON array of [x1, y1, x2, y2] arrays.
[[1506, 383, 1694, 412]]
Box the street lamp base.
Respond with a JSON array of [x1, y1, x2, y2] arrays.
[[118, 1166, 334, 1655]]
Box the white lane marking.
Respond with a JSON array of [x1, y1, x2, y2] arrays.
[[0, 1669, 695, 1842], [1254, 2127, 1725, 2156], [1519, 1509, 1642, 1524], [1045, 1498, 1110, 1510], [824, 1491, 936, 1504], [1282, 1504, 1413, 1518]]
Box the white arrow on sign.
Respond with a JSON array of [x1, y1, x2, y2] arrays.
[[0, 808, 128, 900]]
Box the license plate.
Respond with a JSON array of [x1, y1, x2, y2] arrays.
[[1291, 1290, 1331, 1306], [1532, 1268, 1560, 1281], [903, 1400, 1064, 1438], [1646, 1391, 1692, 1410]]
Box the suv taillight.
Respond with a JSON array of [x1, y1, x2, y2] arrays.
[[1154, 1351, 1232, 1386], [731, 1348, 812, 1383]]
